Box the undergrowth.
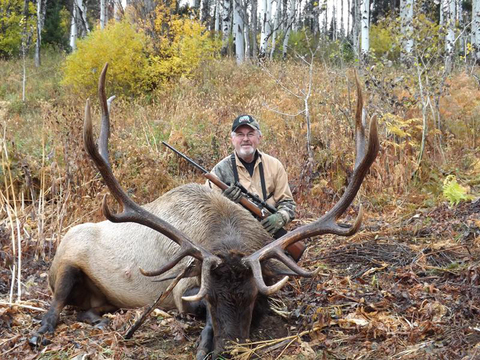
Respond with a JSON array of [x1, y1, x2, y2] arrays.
[[0, 53, 479, 266]]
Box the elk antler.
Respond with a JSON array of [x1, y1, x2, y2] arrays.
[[83, 63, 222, 301], [243, 72, 380, 295]]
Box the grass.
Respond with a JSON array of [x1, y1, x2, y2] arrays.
[[0, 47, 65, 105], [0, 50, 478, 267]]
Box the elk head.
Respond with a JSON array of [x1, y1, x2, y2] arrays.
[[84, 64, 379, 358]]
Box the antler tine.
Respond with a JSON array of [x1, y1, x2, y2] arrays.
[[98, 64, 110, 166], [84, 64, 221, 298], [244, 73, 379, 296]]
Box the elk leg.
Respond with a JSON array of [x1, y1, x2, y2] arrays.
[[196, 309, 214, 360], [77, 304, 117, 329], [29, 265, 82, 347], [180, 288, 214, 359]]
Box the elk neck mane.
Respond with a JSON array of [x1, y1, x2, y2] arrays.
[[143, 183, 270, 256]]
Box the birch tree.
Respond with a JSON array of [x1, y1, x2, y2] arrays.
[[473, 0, 480, 62], [270, 0, 281, 59], [282, 0, 295, 59], [221, 0, 231, 55], [35, 0, 47, 67], [442, 0, 456, 73], [360, 0, 370, 60], [233, 0, 245, 63], [69, 0, 77, 50], [100, 0, 106, 29], [259, 0, 272, 57], [214, 0, 220, 31], [400, 0, 414, 60]]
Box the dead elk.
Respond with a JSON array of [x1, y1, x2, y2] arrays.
[[30, 64, 379, 359]]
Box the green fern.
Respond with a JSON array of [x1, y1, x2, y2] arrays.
[[442, 175, 470, 206]]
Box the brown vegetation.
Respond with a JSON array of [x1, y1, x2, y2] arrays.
[[0, 56, 479, 358]]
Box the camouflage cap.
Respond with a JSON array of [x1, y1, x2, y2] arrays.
[[232, 115, 260, 132]]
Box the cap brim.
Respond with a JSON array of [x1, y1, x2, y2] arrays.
[[232, 123, 258, 132]]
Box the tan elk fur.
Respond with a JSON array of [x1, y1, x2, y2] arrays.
[[49, 183, 270, 313]]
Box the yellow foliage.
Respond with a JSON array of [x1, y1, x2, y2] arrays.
[[370, 23, 399, 60], [62, 2, 219, 95], [145, 4, 220, 87], [382, 113, 421, 140], [62, 20, 149, 96]]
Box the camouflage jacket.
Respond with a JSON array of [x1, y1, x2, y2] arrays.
[[206, 151, 296, 224]]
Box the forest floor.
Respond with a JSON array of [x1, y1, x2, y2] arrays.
[[1, 198, 479, 360]]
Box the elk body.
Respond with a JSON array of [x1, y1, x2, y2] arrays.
[[31, 65, 379, 359]]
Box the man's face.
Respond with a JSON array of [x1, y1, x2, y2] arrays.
[[231, 125, 262, 161]]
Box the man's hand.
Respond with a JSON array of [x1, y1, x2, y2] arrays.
[[261, 213, 285, 235], [222, 184, 242, 203]]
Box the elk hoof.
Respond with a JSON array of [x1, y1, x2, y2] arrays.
[[196, 349, 209, 360], [28, 334, 51, 348], [93, 318, 110, 330]]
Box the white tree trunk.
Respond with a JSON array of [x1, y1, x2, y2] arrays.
[[400, 0, 414, 57], [269, 0, 280, 59], [214, 0, 220, 31], [360, 0, 370, 58], [221, 0, 231, 55], [70, 0, 78, 50], [75, 0, 89, 36], [282, 0, 295, 59], [473, 0, 480, 62], [259, 0, 267, 56], [233, 0, 245, 64], [100, 0, 106, 29], [35, 0, 47, 67], [442, 0, 455, 72], [352, 0, 361, 59]]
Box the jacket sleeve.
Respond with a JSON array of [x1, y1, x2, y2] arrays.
[[272, 160, 296, 224], [205, 157, 235, 193]]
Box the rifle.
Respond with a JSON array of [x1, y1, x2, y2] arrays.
[[162, 141, 306, 261]]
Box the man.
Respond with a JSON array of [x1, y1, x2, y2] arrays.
[[207, 114, 296, 237]]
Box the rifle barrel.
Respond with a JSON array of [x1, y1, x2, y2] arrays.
[[162, 141, 208, 173]]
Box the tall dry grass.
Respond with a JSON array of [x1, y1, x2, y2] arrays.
[[0, 55, 479, 304]]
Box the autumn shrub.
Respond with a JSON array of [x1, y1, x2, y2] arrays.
[[142, 3, 220, 89], [62, 6, 219, 97], [0, 0, 36, 58], [62, 20, 149, 97]]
